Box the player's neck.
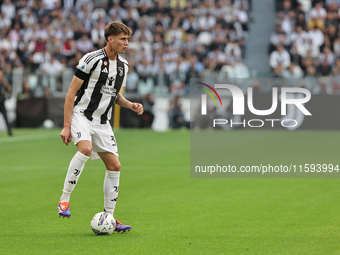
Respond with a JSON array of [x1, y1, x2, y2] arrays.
[[104, 46, 118, 61]]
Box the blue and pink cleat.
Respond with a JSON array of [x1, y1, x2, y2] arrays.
[[58, 202, 71, 218], [115, 219, 132, 233]]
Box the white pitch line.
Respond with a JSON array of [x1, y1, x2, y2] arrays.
[[0, 165, 65, 171], [0, 165, 187, 171], [0, 133, 58, 144]]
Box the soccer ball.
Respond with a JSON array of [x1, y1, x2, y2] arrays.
[[43, 119, 54, 129], [91, 212, 116, 235]]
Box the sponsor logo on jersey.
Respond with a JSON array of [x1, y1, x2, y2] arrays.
[[101, 78, 116, 96]]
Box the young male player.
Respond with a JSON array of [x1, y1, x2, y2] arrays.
[[58, 21, 143, 233], [0, 70, 12, 136]]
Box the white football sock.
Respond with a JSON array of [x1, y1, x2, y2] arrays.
[[60, 151, 89, 203], [103, 170, 120, 216]]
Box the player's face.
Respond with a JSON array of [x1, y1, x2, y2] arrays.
[[108, 32, 129, 54]]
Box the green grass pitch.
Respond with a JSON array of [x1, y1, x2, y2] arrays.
[[0, 128, 340, 254]]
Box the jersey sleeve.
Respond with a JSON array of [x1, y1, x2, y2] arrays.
[[76, 53, 96, 74], [74, 52, 97, 80]]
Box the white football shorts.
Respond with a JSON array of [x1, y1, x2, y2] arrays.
[[71, 112, 119, 160]]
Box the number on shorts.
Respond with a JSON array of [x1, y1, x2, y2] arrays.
[[111, 136, 116, 146]]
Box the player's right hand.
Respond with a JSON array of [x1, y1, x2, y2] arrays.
[[60, 127, 72, 146]]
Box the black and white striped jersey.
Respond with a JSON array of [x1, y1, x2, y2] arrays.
[[73, 48, 129, 124]]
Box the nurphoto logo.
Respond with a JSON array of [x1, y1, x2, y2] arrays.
[[197, 83, 312, 129]]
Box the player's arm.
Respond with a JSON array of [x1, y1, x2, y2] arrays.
[[115, 92, 143, 115], [60, 76, 84, 145]]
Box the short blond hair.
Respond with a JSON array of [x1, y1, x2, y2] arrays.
[[104, 21, 132, 41]]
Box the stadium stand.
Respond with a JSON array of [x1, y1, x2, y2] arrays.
[[0, 0, 251, 98], [270, 0, 340, 93]]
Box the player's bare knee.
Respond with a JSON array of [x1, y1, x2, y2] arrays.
[[78, 145, 92, 157], [108, 161, 121, 171], [113, 161, 121, 171]]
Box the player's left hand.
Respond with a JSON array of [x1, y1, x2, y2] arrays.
[[131, 103, 144, 115]]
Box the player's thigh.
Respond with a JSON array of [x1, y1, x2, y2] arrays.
[[98, 152, 121, 171], [92, 123, 119, 157], [71, 113, 92, 144]]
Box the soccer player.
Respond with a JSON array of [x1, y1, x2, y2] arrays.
[[58, 21, 143, 233], [0, 70, 13, 136]]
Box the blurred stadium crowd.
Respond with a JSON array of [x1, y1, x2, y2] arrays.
[[0, 0, 250, 98], [269, 0, 340, 93]]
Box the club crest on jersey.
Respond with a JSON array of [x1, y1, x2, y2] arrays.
[[118, 67, 123, 76]]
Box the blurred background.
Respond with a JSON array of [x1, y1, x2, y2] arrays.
[[0, 0, 339, 134]]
